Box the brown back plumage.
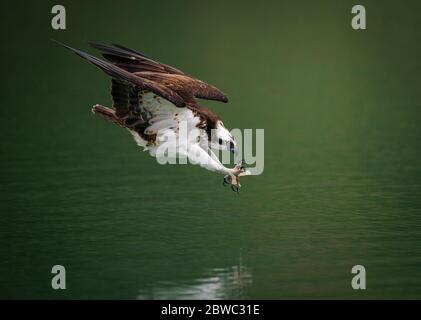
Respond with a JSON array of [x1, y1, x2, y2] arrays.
[[89, 42, 229, 105], [55, 41, 227, 137]]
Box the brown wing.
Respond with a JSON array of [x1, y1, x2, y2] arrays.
[[134, 72, 228, 104], [55, 41, 186, 108], [90, 43, 228, 104], [109, 79, 142, 119], [90, 42, 186, 75]]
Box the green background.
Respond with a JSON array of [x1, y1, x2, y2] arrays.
[[1, 0, 421, 299]]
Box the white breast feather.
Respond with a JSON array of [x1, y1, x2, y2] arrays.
[[129, 92, 229, 174]]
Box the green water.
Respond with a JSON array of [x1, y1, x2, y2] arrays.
[[1, 0, 421, 299]]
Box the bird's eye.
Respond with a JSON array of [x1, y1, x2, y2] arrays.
[[218, 138, 223, 145]]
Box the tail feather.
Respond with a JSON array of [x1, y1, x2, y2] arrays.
[[92, 104, 124, 127]]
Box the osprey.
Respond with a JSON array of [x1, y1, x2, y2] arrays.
[[56, 41, 251, 192]]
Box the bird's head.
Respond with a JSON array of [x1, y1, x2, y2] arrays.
[[211, 121, 238, 154]]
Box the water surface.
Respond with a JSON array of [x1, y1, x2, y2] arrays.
[[1, 0, 421, 299]]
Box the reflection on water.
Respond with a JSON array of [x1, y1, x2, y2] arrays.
[[137, 261, 252, 300]]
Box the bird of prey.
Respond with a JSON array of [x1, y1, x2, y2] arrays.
[[55, 41, 251, 192]]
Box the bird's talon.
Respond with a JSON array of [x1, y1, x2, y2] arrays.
[[223, 175, 231, 187]]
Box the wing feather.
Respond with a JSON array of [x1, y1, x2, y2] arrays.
[[90, 42, 228, 103], [54, 40, 186, 108], [90, 42, 185, 75]]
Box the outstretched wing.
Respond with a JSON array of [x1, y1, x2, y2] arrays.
[[90, 42, 228, 104], [55, 40, 186, 109], [90, 42, 186, 75]]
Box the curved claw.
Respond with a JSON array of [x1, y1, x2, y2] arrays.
[[231, 185, 240, 193], [223, 176, 231, 187]]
